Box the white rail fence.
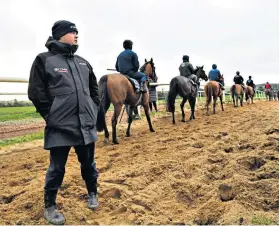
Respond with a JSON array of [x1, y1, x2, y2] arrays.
[[0, 79, 267, 103]]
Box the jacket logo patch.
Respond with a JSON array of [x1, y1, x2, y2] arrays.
[[79, 62, 87, 66], [54, 68, 68, 73]]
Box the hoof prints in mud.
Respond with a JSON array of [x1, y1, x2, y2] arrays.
[[238, 157, 266, 171], [249, 171, 278, 181], [102, 188, 121, 199], [176, 190, 196, 207], [0, 191, 25, 204], [224, 147, 234, 153], [265, 129, 279, 135], [238, 144, 256, 150], [219, 184, 235, 201]]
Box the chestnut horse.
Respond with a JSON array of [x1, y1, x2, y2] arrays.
[[204, 78, 224, 115], [96, 60, 155, 144], [230, 84, 244, 107], [245, 86, 254, 104]]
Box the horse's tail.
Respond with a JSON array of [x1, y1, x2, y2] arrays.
[[244, 87, 248, 101], [231, 85, 236, 99], [204, 83, 213, 106], [166, 78, 178, 112], [96, 75, 110, 132]]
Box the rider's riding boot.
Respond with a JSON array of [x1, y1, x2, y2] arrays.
[[140, 81, 147, 93], [44, 190, 65, 225]]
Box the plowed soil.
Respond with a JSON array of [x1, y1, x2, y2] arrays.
[[0, 101, 278, 225]]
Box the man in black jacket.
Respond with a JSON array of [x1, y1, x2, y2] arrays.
[[28, 20, 100, 225]]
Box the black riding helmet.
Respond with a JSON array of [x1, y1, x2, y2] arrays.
[[212, 64, 217, 69], [123, 40, 133, 49], [182, 55, 189, 62], [236, 71, 240, 75]]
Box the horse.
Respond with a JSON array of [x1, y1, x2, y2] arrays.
[[96, 60, 155, 144], [265, 88, 273, 101], [273, 91, 279, 101], [166, 66, 208, 124], [204, 77, 224, 115], [245, 86, 255, 104], [230, 84, 244, 107]]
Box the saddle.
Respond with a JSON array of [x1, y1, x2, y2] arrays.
[[123, 75, 140, 93]]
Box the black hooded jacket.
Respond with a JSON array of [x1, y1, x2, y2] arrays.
[[28, 37, 100, 149]]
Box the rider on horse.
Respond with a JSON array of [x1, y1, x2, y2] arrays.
[[115, 40, 147, 93], [265, 82, 272, 90], [179, 55, 198, 86], [208, 64, 225, 90], [233, 71, 245, 90], [246, 75, 256, 93]]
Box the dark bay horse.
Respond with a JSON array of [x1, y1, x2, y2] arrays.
[[245, 86, 254, 104], [166, 66, 208, 124], [96, 60, 155, 144], [204, 79, 224, 115], [230, 84, 244, 107]]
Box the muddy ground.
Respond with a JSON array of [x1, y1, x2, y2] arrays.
[[0, 101, 279, 224]]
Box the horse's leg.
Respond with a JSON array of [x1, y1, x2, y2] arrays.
[[112, 103, 122, 144], [126, 105, 134, 137], [213, 96, 217, 114], [205, 96, 210, 116], [219, 95, 224, 111], [180, 98, 187, 122], [189, 97, 196, 120], [240, 94, 243, 107], [143, 103, 155, 132], [206, 102, 209, 116], [104, 122, 110, 144]]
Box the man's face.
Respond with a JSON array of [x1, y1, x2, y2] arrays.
[[59, 31, 78, 45]]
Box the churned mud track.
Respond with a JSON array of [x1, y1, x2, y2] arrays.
[[0, 101, 278, 224], [0, 119, 45, 139]]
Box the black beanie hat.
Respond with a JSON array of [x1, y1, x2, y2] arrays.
[[52, 20, 78, 40]]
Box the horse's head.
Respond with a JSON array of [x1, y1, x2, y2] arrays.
[[194, 65, 208, 82], [142, 58, 158, 82]]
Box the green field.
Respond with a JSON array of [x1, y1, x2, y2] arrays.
[[0, 93, 267, 148], [0, 131, 44, 147], [0, 106, 41, 122]]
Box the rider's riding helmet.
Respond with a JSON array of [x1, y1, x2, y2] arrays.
[[212, 64, 217, 69], [236, 71, 240, 75], [123, 40, 133, 49], [249, 76, 252, 79], [182, 55, 189, 62]]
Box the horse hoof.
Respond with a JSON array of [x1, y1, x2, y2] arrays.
[[150, 129, 155, 132], [126, 133, 130, 137], [104, 138, 109, 144], [181, 119, 186, 122], [113, 140, 119, 145], [172, 121, 175, 124]]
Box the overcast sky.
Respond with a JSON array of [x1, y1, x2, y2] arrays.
[[0, 0, 279, 100]]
